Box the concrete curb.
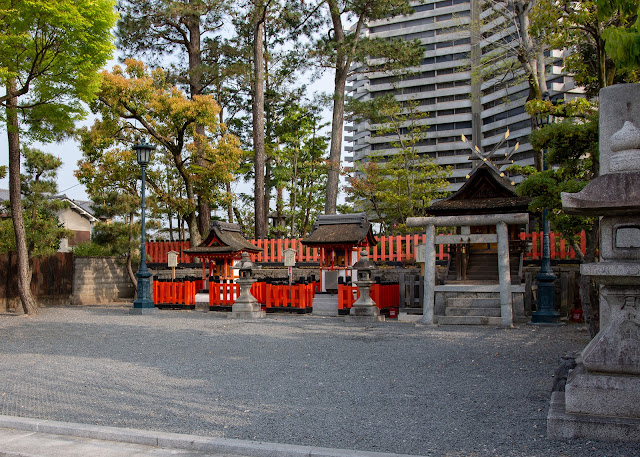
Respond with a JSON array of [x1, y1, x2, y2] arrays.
[[0, 415, 425, 457]]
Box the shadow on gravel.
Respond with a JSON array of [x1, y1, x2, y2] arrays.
[[0, 307, 616, 457]]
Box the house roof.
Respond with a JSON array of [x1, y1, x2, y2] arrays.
[[55, 195, 98, 222], [301, 213, 377, 247], [426, 165, 532, 216], [0, 190, 100, 222], [184, 221, 261, 257]]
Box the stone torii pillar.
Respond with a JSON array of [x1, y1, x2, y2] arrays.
[[407, 213, 529, 327]]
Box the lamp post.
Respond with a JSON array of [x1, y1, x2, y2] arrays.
[[130, 139, 156, 315], [531, 94, 560, 324]]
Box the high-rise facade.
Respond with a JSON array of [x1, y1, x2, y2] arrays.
[[345, 0, 580, 192]]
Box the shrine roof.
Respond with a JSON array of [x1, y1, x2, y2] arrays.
[[184, 221, 261, 256], [301, 213, 377, 247], [427, 165, 531, 216]]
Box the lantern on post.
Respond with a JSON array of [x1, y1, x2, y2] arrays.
[[131, 139, 156, 314], [531, 92, 560, 324]]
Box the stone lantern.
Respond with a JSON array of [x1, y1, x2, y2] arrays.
[[349, 250, 382, 320], [548, 84, 640, 441], [230, 252, 265, 319]]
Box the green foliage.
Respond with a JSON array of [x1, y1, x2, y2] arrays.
[[273, 97, 330, 237], [78, 59, 243, 244], [71, 241, 114, 258], [531, 0, 640, 96], [510, 102, 599, 250], [346, 97, 451, 234], [72, 222, 141, 260], [0, 147, 73, 257], [0, 0, 117, 140], [596, 0, 640, 70]]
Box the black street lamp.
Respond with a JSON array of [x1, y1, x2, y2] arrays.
[[130, 139, 156, 315], [531, 93, 560, 324]]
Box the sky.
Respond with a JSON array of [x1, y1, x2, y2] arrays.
[[0, 63, 336, 204]]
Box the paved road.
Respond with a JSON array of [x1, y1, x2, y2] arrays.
[[0, 306, 636, 456]]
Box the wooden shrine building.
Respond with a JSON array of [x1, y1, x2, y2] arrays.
[[301, 213, 377, 293], [184, 221, 261, 281], [426, 164, 531, 283]]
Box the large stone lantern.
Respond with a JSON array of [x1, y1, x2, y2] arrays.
[[349, 250, 382, 320], [548, 84, 640, 441], [230, 252, 265, 319]]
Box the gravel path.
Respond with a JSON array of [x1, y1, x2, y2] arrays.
[[0, 306, 636, 457]]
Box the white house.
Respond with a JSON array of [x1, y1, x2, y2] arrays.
[[0, 190, 100, 252]]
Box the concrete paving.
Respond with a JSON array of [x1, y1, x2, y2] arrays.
[[0, 415, 417, 457]]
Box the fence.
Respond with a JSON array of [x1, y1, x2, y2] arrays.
[[153, 279, 316, 312], [0, 252, 73, 299], [338, 284, 400, 311], [146, 231, 588, 265]]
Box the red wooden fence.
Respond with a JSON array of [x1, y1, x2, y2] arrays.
[[146, 231, 587, 264], [338, 284, 400, 311]]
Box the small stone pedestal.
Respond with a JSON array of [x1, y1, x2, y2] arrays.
[[195, 279, 209, 312], [550, 84, 640, 441], [229, 252, 265, 319]]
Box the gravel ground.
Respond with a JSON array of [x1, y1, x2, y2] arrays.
[[0, 306, 637, 457]]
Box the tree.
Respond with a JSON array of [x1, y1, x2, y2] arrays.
[[511, 98, 601, 337], [530, 0, 640, 98], [0, 147, 73, 257], [251, 0, 269, 238], [597, 0, 640, 70], [84, 60, 243, 246], [0, 0, 116, 314], [274, 98, 329, 237], [75, 145, 147, 286], [346, 96, 451, 234], [303, 0, 423, 214], [117, 0, 231, 237]]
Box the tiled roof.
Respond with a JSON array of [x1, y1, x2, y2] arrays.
[[302, 213, 377, 246], [184, 221, 261, 256]]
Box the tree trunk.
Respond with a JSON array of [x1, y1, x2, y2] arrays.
[[253, 16, 267, 238], [184, 14, 212, 238], [185, 211, 201, 247], [226, 181, 233, 223], [324, 67, 347, 214], [6, 78, 37, 315]]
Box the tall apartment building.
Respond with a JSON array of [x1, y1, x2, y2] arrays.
[[345, 0, 580, 192]]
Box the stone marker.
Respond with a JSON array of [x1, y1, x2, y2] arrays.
[[548, 83, 640, 441]]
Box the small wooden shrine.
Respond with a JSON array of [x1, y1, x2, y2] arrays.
[[184, 221, 261, 281], [301, 213, 377, 292], [426, 164, 531, 282]]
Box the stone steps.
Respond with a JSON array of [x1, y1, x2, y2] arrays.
[[445, 307, 501, 317], [438, 315, 503, 325], [441, 293, 503, 325], [447, 297, 501, 308]]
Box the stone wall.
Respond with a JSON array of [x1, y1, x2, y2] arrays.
[[71, 257, 135, 305]]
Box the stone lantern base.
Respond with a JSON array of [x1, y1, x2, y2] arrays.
[[344, 279, 385, 322], [229, 278, 265, 319]]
